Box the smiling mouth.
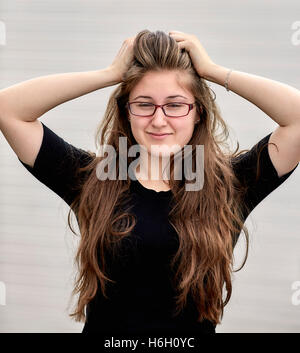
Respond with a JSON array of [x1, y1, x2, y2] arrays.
[[147, 132, 172, 136]]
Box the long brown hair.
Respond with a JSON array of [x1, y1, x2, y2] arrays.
[[67, 29, 260, 325]]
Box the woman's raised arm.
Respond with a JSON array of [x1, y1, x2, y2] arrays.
[[0, 36, 135, 123], [0, 68, 120, 123], [0, 36, 135, 167]]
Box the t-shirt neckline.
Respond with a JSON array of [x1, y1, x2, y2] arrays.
[[130, 179, 172, 199]]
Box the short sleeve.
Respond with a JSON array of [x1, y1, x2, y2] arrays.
[[18, 122, 95, 206], [231, 132, 299, 216]]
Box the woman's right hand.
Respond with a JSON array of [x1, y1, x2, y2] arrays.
[[109, 36, 136, 83]]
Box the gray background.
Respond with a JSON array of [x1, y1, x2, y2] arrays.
[[0, 0, 299, 333]]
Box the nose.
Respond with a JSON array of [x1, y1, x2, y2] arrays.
[[150, 106, 168, 127]]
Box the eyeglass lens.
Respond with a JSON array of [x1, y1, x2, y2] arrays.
[[129, 102, 190, 117]]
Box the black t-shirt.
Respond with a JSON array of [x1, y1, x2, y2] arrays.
[[18, 122, 298, 335]]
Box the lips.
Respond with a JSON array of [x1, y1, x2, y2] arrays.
[[147, 132, 172, 140], [147, 132, 172, 136]]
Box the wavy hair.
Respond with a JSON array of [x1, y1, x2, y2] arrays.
[[67, 29, 258, 325]]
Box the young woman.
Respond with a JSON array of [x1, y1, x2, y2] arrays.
[[0, 30, 299, 335]]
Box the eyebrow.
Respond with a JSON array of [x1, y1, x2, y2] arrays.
[[133, 95, 188, 100]]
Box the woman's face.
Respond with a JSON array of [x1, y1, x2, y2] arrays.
[[127, 70, 200, 157]]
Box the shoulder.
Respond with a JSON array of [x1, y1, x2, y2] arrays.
[[230, 132, 298, 214]]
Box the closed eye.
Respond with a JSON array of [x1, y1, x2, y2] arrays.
[[136, 102, 154, 106], [166, 103, 184, 107]]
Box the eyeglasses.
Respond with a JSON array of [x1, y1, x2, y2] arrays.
[[126, 101, 196, 118]]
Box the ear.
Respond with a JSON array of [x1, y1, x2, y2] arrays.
[[194, 110, 201, 124], [198, 105, 203, 114]]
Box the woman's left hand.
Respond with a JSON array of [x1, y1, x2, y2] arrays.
[[169, 30, 216, 78]]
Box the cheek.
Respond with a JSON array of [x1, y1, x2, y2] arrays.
[[174, 123, 195, 144], [130, 120, 146, 142]]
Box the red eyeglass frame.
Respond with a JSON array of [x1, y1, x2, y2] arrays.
[[125, 102, 197, 117]]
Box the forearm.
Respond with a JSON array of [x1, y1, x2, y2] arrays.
[[203, 64, 300, 128], [0, 67, 120, 122]]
